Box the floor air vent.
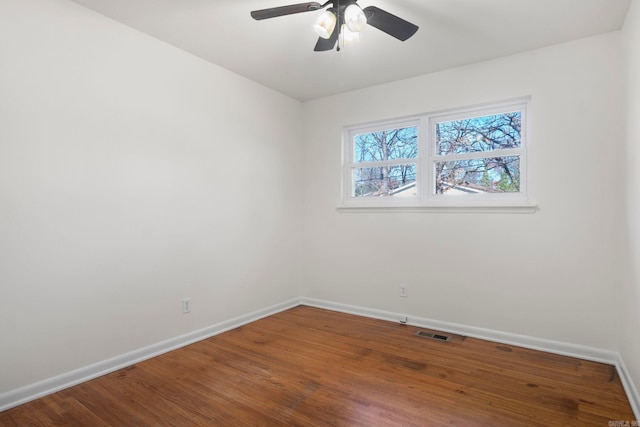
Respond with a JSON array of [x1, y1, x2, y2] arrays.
[[415, 330, 451, 342]]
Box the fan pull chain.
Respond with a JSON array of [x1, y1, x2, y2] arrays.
[[337, 0, 341, 51]]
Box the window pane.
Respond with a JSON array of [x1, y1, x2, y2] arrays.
[[435, 156, 520, 195], [353, 164, 416, 197], [354, 126, 417, 163], [435, 111, 521, 156]]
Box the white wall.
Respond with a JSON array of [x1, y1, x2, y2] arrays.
[[622, 0, 640, 402], [302, 33, 626, 350], [0, 0, 302, 394], [1, 0, 637, 410]]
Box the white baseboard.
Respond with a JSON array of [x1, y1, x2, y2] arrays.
[[301, 297, 639, 420], [2, 296, 638, 421], [617, 354, 640, 421], [300, 297, 617, 363], [0, 298, 300, 413]]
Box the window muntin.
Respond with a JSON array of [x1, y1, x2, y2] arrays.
[[342, 99, 529, 208]]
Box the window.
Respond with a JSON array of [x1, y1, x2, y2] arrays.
[[341, 99, 532, 211], [347, 119, 419, 199]]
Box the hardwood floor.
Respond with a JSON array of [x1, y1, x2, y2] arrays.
[[1, 306, 635, 426]]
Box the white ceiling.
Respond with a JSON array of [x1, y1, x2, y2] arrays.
[[69, 0, 630, 101]]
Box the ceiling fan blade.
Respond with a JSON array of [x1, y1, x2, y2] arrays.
[[363, 6, 419, 41], [313, 26, 339, 51], [251, 2, 323, 20]]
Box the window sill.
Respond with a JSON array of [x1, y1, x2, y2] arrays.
[[336, 204, 538, 214]]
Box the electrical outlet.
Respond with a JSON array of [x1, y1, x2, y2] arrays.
[[182, 298, 191, 314], [399, 284, 408, 297]]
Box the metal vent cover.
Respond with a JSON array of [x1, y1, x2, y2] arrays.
[[415, 330, 452, 342]]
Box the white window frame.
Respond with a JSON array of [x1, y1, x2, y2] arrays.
[[340, 98, 535, 213], [342, 117, 422, 207]]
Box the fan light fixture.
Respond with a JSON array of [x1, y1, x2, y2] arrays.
[[313, 4, 366, 45], [313, 8, 337, 39], [344, 4, 367, 32], [339, 24, 359, 48], [250, 1, 419, 53]]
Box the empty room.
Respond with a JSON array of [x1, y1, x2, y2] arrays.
[[1, 0, 640, 425]]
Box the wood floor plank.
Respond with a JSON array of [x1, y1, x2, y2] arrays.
[[0, 306, 635, 426]]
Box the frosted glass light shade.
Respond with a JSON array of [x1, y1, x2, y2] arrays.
[[339, 24, 360, 48], [313, 9, 337, 39], [344, 4, 367, 32]]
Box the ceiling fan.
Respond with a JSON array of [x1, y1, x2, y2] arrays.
[[250, 1, 419, 52]]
